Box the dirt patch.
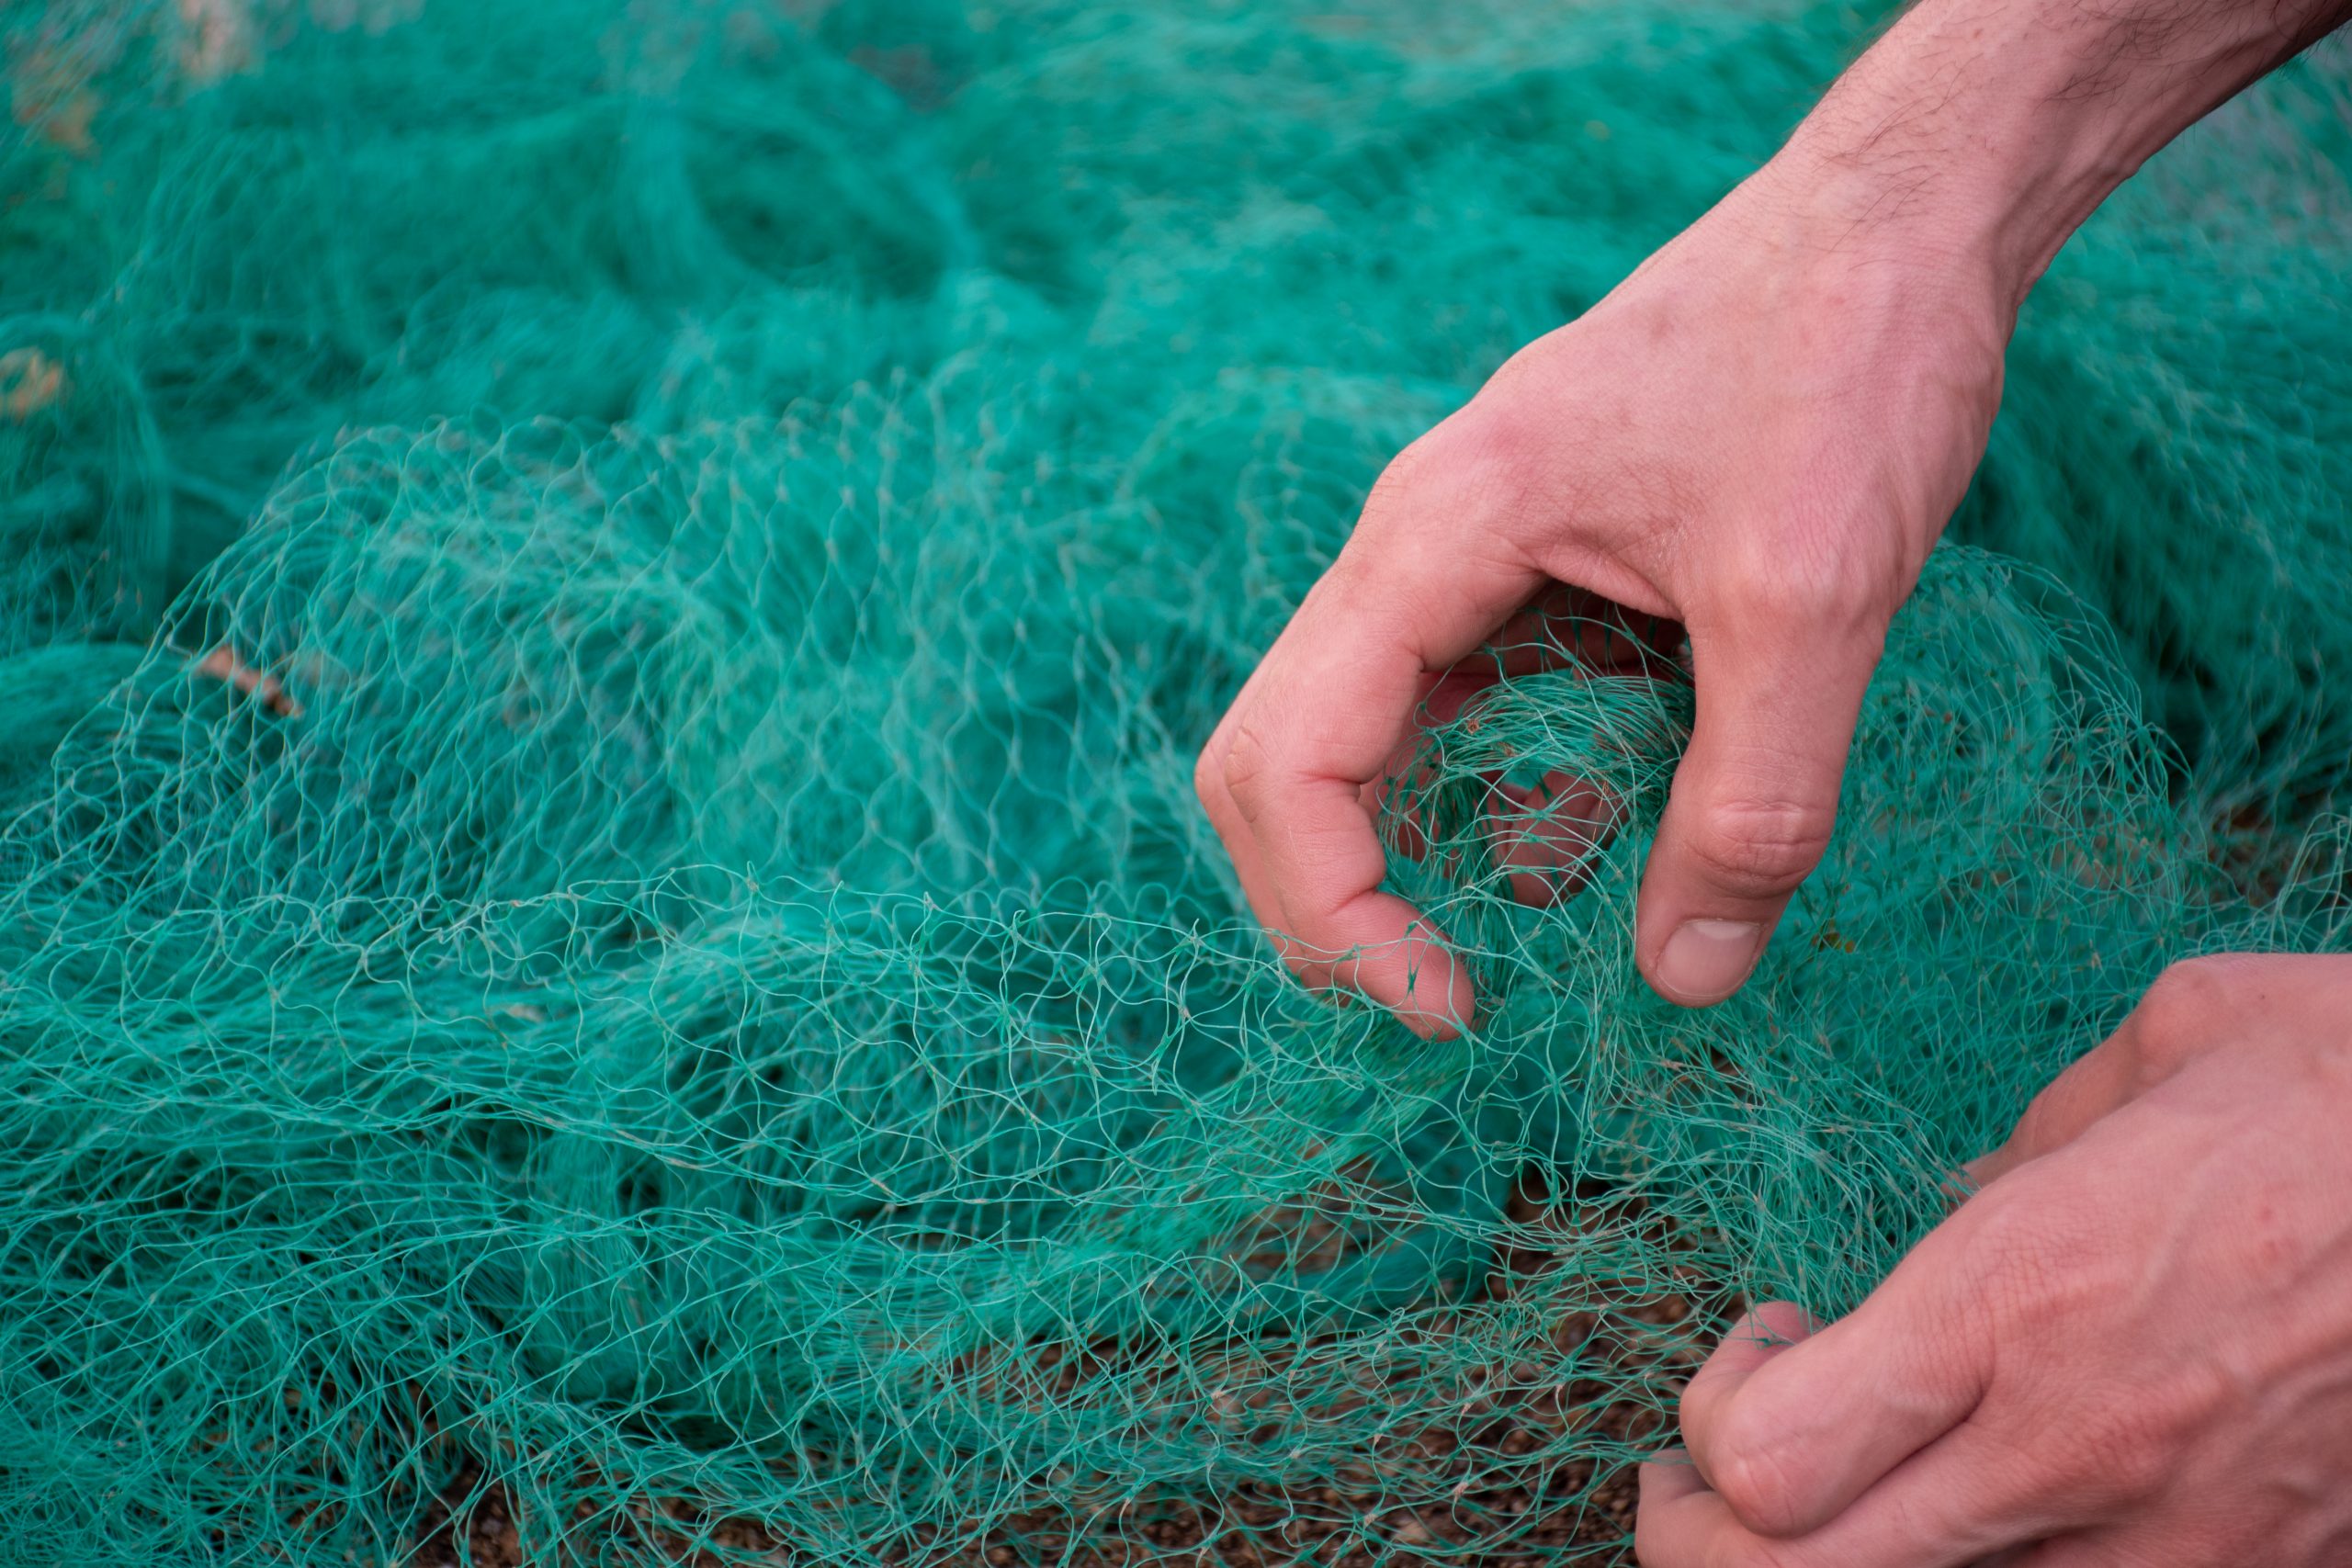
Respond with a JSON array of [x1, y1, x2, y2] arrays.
[[415, 1417, 1656, 1567], [414, 1172, 1724, 1566]]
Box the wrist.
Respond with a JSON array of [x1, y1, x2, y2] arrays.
[[1755, 133, 2098, 322], [1758, 0, 2334, 315], [1695, 154, 2018, 387]]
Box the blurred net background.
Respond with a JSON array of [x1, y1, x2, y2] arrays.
[[2, 1, 2348, 1562]]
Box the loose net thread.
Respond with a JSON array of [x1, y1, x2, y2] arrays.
[[1, 3, 2349, 1564]]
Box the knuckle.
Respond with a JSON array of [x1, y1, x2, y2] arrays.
[[1716, 555, 1888, 647], [2006, 1085, 2073, 1154], [1679, 797, 1834, 897], [1703, 1426, 1811, 1538], [1366, 409, 1542, 544], [1219, 722, 1275, 822], [1360, 440, 1436, 531], [1967, 1191, 2103, 1339], [2059, 1397, 2185, 1505], [1984, 1248, 2071, 1335], [1752, 523, 1907, 628], [1966, 1197, 2064, 1314], [1451, 393, 1542, 472], [2132, 955, 2242, 1074]]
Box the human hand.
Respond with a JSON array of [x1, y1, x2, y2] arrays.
[[1193, 165, 2011, 1032], [1639, 953, 2352, 1566]]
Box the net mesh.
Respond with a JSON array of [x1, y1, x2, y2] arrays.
[[2, 2, 2349, 1562]]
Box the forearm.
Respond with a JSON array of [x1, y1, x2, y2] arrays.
[[1760, 0, 2352, 311]]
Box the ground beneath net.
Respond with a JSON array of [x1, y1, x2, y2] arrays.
[[419, 1178, 1720, 1567]]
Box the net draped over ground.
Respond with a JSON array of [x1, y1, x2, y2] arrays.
[[2, 2, 2349, 1562]]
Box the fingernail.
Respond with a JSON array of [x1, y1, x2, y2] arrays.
[[1657, 919, 1762, 1005]]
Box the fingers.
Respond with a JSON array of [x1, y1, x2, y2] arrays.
[[1385, 597, 1646, 898], [1963, 1029, 2145, 1189], [196, 644, 304, 717], [1634, 609, 1882, 1007], [1489, 584, 1683, 681], [1488, 769, 1620, 906], [1634, 1452, 1712, 1563], [1966, 954, 2310, 1188], [1645, 1277, 2037, 1567], [1638, 1420, 2052, 1568], [1674, 1300, 1816, 1463], [1196, 467, 1545, 1035], [1678, 1262, 1988, 1540]]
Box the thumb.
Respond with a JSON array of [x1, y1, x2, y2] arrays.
[[1635, 609, 1883, 1008]]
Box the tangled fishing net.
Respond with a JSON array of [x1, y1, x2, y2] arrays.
[[3, 2, 2349, 1562]]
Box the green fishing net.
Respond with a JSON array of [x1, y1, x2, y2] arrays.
[[2, 2, 2349, 1562]]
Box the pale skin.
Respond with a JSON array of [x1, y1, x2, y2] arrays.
[[1193, 0, 2352, 1559]]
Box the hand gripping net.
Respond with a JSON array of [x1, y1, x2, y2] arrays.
[[2, 2, 2348, 1562]]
